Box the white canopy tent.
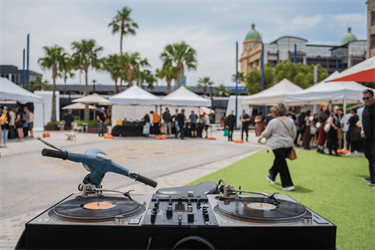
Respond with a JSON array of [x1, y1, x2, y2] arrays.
[[284, 71, 372, 106], [226, 96, 253, 128], [109, 85, 162, 105], [0, 77, 44, 103], [242, 78, 303, 105], [62, 103, 97, 110], [161, 86, 211, 107], [109, 85, 162, 125]]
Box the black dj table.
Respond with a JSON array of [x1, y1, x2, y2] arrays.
[[111, 121, 145, 137]]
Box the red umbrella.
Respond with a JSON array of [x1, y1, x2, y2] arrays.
[[328, 57, 375, 82]]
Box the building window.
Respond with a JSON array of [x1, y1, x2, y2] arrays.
[[371, 12, 375, 26]]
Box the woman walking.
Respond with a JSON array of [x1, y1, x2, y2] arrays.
[[254, 112, 265, 137], [302, 110, 312, 149], [259, 103, 297, 191], [15, 107, 24, 141], [346, 108, 361, 156], [317, 103, 329, 154]]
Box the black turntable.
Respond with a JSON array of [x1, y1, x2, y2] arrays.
[[15, 140, 336, 249]]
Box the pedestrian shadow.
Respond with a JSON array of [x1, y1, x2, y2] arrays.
[[356, 174, 369, 178]]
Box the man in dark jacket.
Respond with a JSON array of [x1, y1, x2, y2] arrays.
[[163, 108, 172, 136], [226, 109, 236, 141], [361, 89, 375, 187], [176, 109, 186, 140]]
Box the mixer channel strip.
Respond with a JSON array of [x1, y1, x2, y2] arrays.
[[142, 194, 218, 226]]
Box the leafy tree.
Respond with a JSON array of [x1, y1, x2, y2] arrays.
[[71, 39, 103, 120], [231, 72, 245, 83], [118, 52, 150, 87], [108, 7, 138, 54], [61, 54, 75, 94], [214, 84, 232, 97], [244, 64, 274, 95], [103, 54, 122, 93], [196, 77, 214, 96], [155, 62, 177, 94], [274, 60, 328, 89], [29, 76, 49, 91], [160, 41, 197, 88], [38, 45, 68, 121], [185, 86, 191, 90]]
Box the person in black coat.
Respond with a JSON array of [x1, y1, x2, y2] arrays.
[[225, 109, 236, 141], [347, 108, 361, 155]]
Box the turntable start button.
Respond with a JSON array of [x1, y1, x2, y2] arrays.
[[221, 220, 235, 224]]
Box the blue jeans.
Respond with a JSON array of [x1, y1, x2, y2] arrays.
[[175, 123, 180, 137], [98, 122, 104, 136], [1, 129, 9, 144], [9, 126, 15, 139]]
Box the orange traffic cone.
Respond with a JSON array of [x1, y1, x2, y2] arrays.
[[43, 132, 50, 138]]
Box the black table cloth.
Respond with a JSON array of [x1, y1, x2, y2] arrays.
[[111, 121, 145, 137]]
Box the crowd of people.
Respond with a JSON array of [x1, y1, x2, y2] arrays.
[[0, 106, 34, 147], [257, 89, 375, 190], [142, 108, 214, 139]]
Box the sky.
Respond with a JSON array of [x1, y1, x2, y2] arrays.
[[0, 0, 367, 88]]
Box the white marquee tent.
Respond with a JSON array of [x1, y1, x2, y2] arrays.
[[109, 85, 162, 124], [161, 86, 211, 107], [0, 77, 44, 103], [242, 78, 303, 105], [284, 71, 372, 106]]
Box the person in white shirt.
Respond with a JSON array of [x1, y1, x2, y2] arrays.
[[203, 112, 210, 138], [341, 112, 353, 150]]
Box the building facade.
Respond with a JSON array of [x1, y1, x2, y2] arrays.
[[367, 0, 375, 58], [240, 25, 367, 86], [0, 65, 42, 88]]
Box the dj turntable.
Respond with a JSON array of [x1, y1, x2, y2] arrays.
[[15, 139, 336, 249]]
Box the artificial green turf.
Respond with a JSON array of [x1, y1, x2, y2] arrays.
[[187, 149, 375, 250]]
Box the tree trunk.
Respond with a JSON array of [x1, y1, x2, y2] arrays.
[[51, 68, 57, 122], [167, 79, 172, 94], [120, 79, 123, 91], [176, 62, 182, 88], [204, 86, 206, 96], [114, 78, 118, 94], [84, 67, 90, 121], [64, 76, 67, 95], [120, 22, 124, 54], [127, 68, 133, 87]]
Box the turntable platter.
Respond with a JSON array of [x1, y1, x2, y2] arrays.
[[49, 195, 145, 223], [214, 197, 306, 223]]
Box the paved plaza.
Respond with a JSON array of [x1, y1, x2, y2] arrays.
[[0, 130, 264, 249]]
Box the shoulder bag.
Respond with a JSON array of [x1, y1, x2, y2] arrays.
[[277, 119, 297, 160]]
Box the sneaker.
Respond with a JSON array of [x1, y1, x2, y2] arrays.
[[363, 177, 372, 181], [282, 186, 295, 191], [353, 150, 359, 156], [345, 152, 353, 156], [368, 182, 375, 186], [266, 175, 276, 184]]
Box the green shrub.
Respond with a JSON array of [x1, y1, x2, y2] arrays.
[[88, 119, 98, 128], [75, 120, 90, 126], [47, 121, 60, 126]]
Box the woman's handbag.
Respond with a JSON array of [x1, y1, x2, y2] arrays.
[[310, 126, 318, 135], [316, 122, 321, 128], [224, 128, 229, 137], [277, 119, 297, 160], [324, 122, 331, 133]]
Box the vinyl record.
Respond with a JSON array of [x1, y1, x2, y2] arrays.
[[214, 197, 306, 223], [49, 195, 145, 223]]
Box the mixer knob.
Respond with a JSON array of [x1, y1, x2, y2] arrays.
[[187, 191, 194, 197], [151, 211, 157, 222], [168, 199, 172, 205], [204, 213, 209, 221]]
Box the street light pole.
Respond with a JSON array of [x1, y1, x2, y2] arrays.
[[93, 80, 96, 93], [235, 41, 239, 130]]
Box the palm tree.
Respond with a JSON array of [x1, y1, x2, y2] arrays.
[[118, 52, 150, 87], [38, 45, 68, 121], [196, 77, 214, 96], [160, 41, 197, 88], [29, 76, 49, 91], [108, 7, 138, 54], [138, 69, 157, 90], [71, 39, 103, 120], [231, 72, 245, 83], [214, 84, 232, 97], [103, 54, 122, 94], [155, 62, 177, 94], [61, 54, 75, 94]]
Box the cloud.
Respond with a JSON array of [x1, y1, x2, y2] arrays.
[[212, 1, 237, 12], [276, 14, 324, 33]]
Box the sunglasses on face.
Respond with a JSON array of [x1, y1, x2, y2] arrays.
[[363, 97, 371, 101]]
